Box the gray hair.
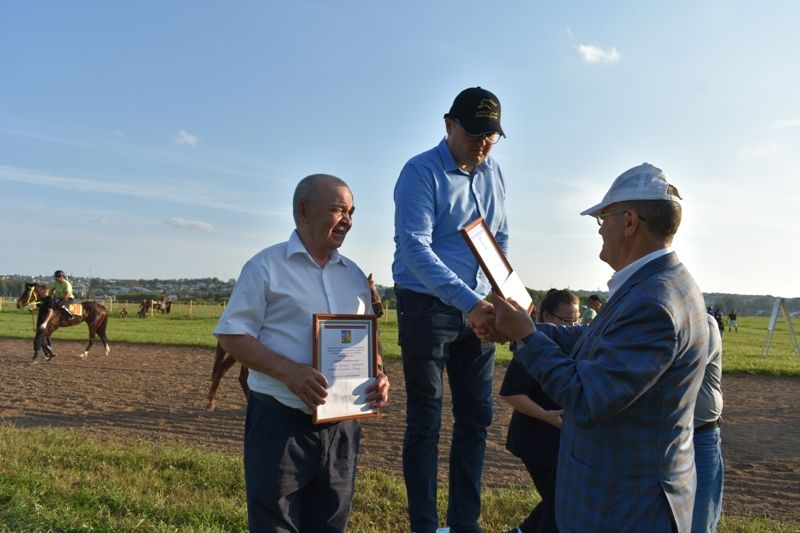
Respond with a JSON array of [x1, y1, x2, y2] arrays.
[[292, 174, 350, 225], [620, 198, 682, 240]]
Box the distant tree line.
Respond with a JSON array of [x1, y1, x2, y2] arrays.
[[0, 275, 236, 304], [376, 285, 799, 317], [2, 275, 797, 315]]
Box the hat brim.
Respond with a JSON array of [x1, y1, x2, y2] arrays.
[[463, 121, 505, 137], [445, 114, 505, 137], [579, 200, 608, 217]]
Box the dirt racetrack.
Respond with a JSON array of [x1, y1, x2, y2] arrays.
[[1, 339, 798, 523]]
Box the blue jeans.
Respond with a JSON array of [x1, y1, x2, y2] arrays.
[[396, 288, 495, 533], [692, 427, 723, 533]]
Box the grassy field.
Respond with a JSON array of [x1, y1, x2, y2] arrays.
[[1, 302, 799, 531], [1, 424, 796, 533], [1, 302, 798, 374]]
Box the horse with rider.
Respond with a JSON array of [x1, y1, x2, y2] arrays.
[[16, 270, 110, 361]]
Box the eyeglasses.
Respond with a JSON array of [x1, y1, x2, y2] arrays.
[[455, 120, 501, 145], [594, 209, 647, 226], [550, 313, 581, 326]]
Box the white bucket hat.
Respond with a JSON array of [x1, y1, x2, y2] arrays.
[[580, 162, 682, 217]]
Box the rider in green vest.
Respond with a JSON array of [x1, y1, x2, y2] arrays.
[[53, 270, 76, 318]]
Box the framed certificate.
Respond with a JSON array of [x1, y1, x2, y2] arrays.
[[312, 314, 380, 424], [461, 217, 533, 313]]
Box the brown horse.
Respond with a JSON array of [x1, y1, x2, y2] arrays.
[[16, 283, 110, 361], [137, 298, 171, 318], [205, 273, 385, 410]]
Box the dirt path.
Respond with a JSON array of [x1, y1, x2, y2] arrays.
[[0, 339, 797, 522]]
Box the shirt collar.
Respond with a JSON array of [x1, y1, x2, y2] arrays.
[[436, 137, 494, 175], [287, 230, 343, 266], [607, 247, 672, 298]]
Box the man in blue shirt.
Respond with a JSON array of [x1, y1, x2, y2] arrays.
[[392, 87, 508, 533]]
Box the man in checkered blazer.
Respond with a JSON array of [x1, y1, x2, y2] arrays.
[[490, 163, 708, 532]]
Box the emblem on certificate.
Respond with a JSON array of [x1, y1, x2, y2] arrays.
[[461, 217, 533, 312], [312, 314, 380, 424]]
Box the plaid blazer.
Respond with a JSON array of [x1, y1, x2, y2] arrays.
[[516, 252, 708, 533]]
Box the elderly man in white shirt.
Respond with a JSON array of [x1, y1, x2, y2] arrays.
[[215, 173, 390, 533]]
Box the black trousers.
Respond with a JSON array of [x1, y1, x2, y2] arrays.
[[244, 392, 361, 532], [520, 458, 559, 533]]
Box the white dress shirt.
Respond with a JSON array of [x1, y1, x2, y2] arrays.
[[607, 247, 672, 299], [214, 230, 371, 410]]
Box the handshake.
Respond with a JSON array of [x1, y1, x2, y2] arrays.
[[468, 293, 537, 343]]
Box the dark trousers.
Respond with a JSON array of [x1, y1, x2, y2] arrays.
[[520, 459, 559, 533], [397, 288, 495, 533], [244, 391, 361, 533]]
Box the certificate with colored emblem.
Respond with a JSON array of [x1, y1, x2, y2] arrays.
[[312, 314, 379, 423], [461, 217, 533, 313]]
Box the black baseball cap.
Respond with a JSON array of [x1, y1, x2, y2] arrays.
[[444, 87, 505, 137]]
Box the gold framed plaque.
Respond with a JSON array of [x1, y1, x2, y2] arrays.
[[312, 314, 379, 424], [461, 217, 533, 313]]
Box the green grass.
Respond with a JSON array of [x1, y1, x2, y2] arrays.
[[0, 301, 224, 349], [1, 304, 798, 530], [715, 316, 800, 374], [0, 424, 245, 531], [2, 424, 796, 532], [1, 306, 797, 374]]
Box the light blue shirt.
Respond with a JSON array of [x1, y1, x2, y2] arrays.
[[392, 138, 508, 313]]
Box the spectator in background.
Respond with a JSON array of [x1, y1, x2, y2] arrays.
[[579, 294, 602, 324], [714, 308, 725, 337], [693, 314, 724, 532], [500, 288, 579, 533], [728, 310, 738, 333]]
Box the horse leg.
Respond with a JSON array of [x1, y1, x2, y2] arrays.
[[238, 365, 250, 400], [92, 309, 111, 356], [207, 343, 235, 410], [81, 334, 94, 358]]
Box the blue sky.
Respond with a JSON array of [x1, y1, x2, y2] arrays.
[[2, 2, 799, 297]]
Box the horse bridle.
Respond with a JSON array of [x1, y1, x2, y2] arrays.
[[23, 285, 43, 308]]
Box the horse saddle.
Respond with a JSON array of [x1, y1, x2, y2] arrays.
[[63, 303, 83, 316]]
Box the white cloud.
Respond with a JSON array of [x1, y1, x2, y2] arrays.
[[770, 117, 800, 130], [173, 129, 198, 146], [578, 43, 620, 64], [0, 164, 284, 217], [167, 217, 217, 233], [737, 140, 785, 160]]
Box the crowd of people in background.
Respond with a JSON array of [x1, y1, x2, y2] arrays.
[[707, 305, 739, 337]]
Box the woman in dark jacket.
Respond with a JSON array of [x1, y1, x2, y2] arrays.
[[500, 288, 580, 533]]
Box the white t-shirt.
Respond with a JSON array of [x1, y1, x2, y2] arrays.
[[214, 230, 371, 411]]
